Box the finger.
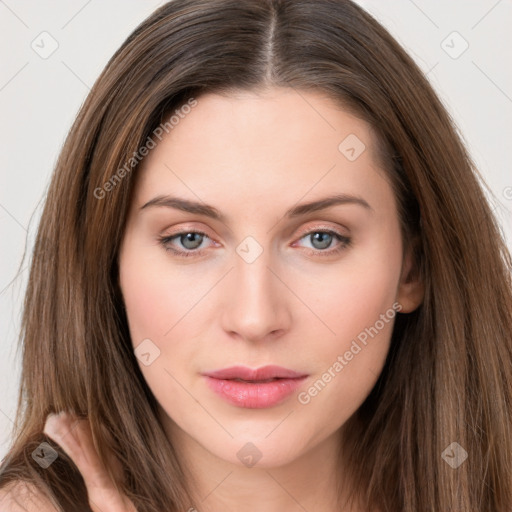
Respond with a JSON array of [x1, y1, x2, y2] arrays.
[[43, 412, 137, 512]]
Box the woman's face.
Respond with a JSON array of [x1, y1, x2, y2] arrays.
[[118, 87, 422, 469]]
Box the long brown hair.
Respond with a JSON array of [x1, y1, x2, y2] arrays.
[[1, 0, 511, 510]]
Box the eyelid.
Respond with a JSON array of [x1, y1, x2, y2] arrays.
[[294, 222, 349, 238], [159, 221, 351, 259], [161, 221, 348, 244], [162, 223, 217, 240]]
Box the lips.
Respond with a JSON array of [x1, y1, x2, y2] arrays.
[[202, 365, 308, 408], [203, 365, 307, 381]]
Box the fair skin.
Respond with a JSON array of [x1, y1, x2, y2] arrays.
[[2, 87, 423, 511]]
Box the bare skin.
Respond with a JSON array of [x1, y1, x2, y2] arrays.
[[19, 87, 423, 512]]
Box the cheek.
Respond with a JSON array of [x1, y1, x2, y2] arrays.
[[119, 247, 201, 412], [292, 231, 402, 420], [119, 247, 201, 345], [299, 230, 402, 349], [119, 241, 212, 393]]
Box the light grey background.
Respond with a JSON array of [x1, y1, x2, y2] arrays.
[[1, 0, 511, 460]]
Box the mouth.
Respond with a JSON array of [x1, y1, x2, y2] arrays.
[[202, 365, 307, 381], [230, 377, 284, 383], [202, 365, 308, 409]]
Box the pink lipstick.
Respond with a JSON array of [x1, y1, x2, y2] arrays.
[[202, 365, 308, 408]]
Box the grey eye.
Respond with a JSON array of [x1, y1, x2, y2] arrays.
[[179, 232, 205, 250], [308, 232, 334, 250]]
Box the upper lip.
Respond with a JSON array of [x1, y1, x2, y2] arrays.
[[203, 365, 307, 381]]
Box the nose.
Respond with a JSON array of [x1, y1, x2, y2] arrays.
[[220, 246, 292, 343]]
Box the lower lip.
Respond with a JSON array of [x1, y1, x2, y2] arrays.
[[204, 376, 307, 408]]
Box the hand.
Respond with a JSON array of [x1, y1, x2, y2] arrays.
[[43, 412, 137, 512]]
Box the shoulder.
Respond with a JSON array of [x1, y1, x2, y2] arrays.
[[0, 480, 58, 511]]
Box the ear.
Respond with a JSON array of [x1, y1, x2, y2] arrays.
[[396, 237, 424, 313]]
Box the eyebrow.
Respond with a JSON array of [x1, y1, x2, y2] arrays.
[[140, 193, 373, 221]]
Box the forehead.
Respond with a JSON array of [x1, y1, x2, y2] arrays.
[[131, 88, 393, 216], [150, 87, 378, 156]]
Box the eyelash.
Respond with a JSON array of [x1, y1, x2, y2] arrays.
[[157, 228, 351, 259]]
